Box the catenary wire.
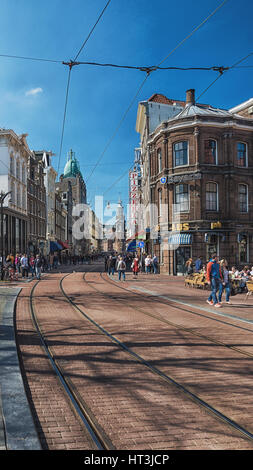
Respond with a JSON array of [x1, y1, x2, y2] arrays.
[[88, 0, 229, 190], [0, 53, 62, 63], [197, 51, 253, 101], [57, 68, 72, 175], [85, 74, 149, 183], [74, 0, 112, 61], [57, 0, 112, 175], [157, 0, 229, 68]]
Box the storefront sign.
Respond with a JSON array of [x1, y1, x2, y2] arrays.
[[211, 221, 222, 229], [171, 223, 190, 231]]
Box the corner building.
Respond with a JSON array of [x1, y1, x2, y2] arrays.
[[147, 89, 253, 274]]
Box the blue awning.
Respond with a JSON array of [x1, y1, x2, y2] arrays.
[[126, 240, 137, 252], [168, 233, 192, 245], [50, 241, 62, 251]]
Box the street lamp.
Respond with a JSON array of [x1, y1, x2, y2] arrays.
[[1, 191, 11, 280]]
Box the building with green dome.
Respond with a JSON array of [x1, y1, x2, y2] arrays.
[[56, 149, 87, 254], [63, 149, 82, 179]]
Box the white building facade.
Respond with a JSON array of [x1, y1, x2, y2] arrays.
[[0, 129, 29, 256]]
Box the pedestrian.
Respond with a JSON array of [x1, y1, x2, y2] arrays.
[[145, 255, 152, 274], [34, 254, 42, 280], [206, 254, 223, 307], [15, 253, 21, 275], [107, 255, 112, 275], [117, 257, 126, 281], [218, 264, 231, 304], [194, 256, 203, 273], [132, 256, 140, 277], [29, 254, 35, 278], [185, 258, 194, 275], [111, 255, 117, 276], [20, 253, 29, 278], [152, 254, 158, 274], [53, 253, 58, 269]]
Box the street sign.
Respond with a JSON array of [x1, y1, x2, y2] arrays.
[[160, 177, 167, 184], [138, 241, 144, 248]]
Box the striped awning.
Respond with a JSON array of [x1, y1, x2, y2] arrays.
[[168, 233, 192, 245]]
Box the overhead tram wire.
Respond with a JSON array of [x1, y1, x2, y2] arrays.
[[0, 53, 62, 63], [85, 73, 150, 184], [197, 51, 253, 102], [87, 0, 229, 190], [57, 67, 72, 175], [56, 0, 112, 177], [73, 0, 112, 62], [157, 0, 229, 69]]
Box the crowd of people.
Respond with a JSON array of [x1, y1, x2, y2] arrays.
[[105, 252, 159, 281], [185, 255, 253, 307], [0, 252, 96, 281]]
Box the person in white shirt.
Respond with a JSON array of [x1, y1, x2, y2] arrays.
[[21, 254, 29, 278], [145, 255, 152, 274]]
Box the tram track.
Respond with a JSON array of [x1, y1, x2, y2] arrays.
[[100, 272, 253, 359], [28, 277, 115, 451], [58, 271, 253, 445]]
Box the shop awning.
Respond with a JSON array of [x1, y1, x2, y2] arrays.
[[50, 241, 63, 251], [57, 240, 70, 249], [168, 233, 192, 245]]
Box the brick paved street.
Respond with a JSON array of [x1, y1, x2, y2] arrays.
[[12, 262, 253, 451]]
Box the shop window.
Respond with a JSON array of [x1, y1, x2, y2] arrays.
[[204, 139, 217, 164], [206, 234, 218, 260], [238, 184, 248, 212], [173, 141, 188, 167], [206, 182, 218, 211], [238, 234, 248, 263], [174, 184, 189, 213], [237, 142, 247, 167]]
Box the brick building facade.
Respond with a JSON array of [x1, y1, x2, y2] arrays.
[[138, 89, 253, 274]]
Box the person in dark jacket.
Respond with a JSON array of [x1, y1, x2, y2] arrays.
[[34, 254, 42, 280], [206, 254, 223, 307]]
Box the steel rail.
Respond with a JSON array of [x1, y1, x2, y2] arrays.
[[101, 272, 253, 348], [29, 278, 115, 451], [59, 271, 253, 444]]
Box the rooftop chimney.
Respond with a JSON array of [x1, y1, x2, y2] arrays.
[[186, 89, 195, 107]]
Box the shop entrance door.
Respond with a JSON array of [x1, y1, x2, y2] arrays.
[[174, 246, 192, 275]]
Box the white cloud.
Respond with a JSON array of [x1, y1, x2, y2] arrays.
[[25, 87, 43, 96]]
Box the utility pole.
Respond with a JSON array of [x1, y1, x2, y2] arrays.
[[0, 191, 11, 280]]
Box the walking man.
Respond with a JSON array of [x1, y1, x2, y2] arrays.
[[34, 254, 42, 280], [206, 254, 223, 307], [117, 257, 126, 281]]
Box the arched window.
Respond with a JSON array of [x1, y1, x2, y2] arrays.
[[206, 182, 218, 211], [238, 184, 248, 212]]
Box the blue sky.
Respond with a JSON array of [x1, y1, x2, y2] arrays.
[[0, 0, 252, 213]]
